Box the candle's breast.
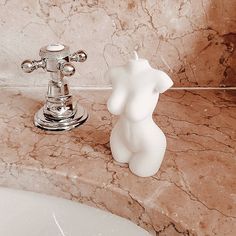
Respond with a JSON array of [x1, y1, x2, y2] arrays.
[[107, 66, 173, 121], [108, 70, 159, 121], [107, 86, 127, 116], [124, 88, 159, 122]]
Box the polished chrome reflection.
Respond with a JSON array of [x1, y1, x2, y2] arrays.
[[21, 43, 88, 131]]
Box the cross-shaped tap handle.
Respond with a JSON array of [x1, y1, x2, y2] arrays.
[[21, 43, 87, 77]]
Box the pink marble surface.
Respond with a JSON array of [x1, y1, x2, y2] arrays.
[[0, 88, 235, 235], [0, 0, 235, 87]]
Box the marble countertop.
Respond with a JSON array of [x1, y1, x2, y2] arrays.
[[0, 88, 235, 236]]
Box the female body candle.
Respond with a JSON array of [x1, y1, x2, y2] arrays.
[[107, 52, 173, 177]]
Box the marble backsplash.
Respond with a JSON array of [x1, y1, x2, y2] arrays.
[[0, 0, 235, 87]]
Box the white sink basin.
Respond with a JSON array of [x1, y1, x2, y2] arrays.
[[0, 187, 150, 236]]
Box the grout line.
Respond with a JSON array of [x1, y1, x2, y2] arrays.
[[71, 87, 236, 90], [70, 86, 236, 90], [1, 86, 236, 90], [170, 87, 236, 90]]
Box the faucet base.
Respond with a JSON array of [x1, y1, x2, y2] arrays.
[[34, 104, 88, 131]]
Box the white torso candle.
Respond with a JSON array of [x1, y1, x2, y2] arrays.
[[106, 52, 173, 177]]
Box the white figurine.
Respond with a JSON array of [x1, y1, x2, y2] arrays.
[[106, 52, 173, 177]]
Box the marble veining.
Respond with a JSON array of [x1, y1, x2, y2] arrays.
[[0, 88, 235, 235], [0, 0, 235, 87]]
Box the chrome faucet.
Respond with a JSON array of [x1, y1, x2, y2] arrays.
[[21, 43, 88, 131]]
